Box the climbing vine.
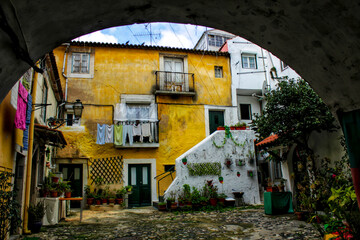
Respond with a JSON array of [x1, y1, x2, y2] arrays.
[[212, 126, 247, 148]]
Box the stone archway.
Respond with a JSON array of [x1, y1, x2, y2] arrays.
[[0, 0, 359, 114], [1, 0, 360, 207]]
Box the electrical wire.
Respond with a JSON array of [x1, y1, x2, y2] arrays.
[[169, 23, 225, 106]]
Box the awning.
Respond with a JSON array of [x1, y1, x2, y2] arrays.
[[34, 124, 67, 148], [256, 134, 278, 147]]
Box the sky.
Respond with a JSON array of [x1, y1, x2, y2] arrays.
[[73, 23, 210, 48]]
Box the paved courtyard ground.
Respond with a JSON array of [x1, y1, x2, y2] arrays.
[[22, 206, 321, 240]]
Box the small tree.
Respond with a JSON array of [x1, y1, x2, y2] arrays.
[[252, 79, 337, 213], [252, 78, 336, 151]]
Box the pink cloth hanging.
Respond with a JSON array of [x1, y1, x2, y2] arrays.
[[14, 82, 28, 130]]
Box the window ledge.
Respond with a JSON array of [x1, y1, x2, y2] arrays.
[[114, 143, 159, 148], [155, 90, 196, 96]]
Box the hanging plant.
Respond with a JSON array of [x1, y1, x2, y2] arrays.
[[237, 172, 241, 177], [247, 170, 254, 177], [237, 159, 245, 166], [219, 176, 224, 184], [224, 155, 232, 168], [182, 157, 187, 165]]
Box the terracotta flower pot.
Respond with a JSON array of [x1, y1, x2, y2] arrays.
[[51, 176, 59, 183], [116, 198, 124, 205], [158, 204, 166, 211], [230, 127, 236, 130], [65, 192, 71, 198], [217, 126, 225, 130], [102, 199, 107, 204], [50, 190, 58, 197], [87, 198, 94, 205], [171, 202, 178, 210], [95, 199, 101, 205], [108, 198, 115, 204], [209, 198, 217, 206]]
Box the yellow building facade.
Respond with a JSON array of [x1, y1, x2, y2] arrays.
[[53, 42, 232, 205]]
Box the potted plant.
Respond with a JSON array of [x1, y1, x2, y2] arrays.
[[65, 185, 72, 198], [49, 172, 59, 183], [208, 181, 218, 206], [49, 185, 58, 197], [125, 185, 133, 194], [158, 201, 167, 211], [217, 126, 225, 130], [116, 187, 127, 204], [108, 191, 116, 204], [85, 185, 94, 205], [218, 193, 227, 205], [191, 187, 201, 210], [57, 181, 70, 197], [39, 178, 51, 197], [183, 184, 192, 207], [94, 190, 102, 205], [166, 191, 176, 210], [233, 122, 247, 130], [224, 155, 232, 168], [28, 201, 46, 233], [278, 179, 286, 192]]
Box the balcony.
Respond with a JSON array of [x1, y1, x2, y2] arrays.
[[114, 120, 159, 148], [155, 71, 196, 96]]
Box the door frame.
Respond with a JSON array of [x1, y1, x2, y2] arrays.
[[123, 159, 157, 202], [55, 158, 89, 197]]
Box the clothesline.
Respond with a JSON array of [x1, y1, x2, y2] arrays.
[[96, 122, 158, 145]]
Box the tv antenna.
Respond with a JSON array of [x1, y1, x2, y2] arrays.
[[133, 23, 161, 46]]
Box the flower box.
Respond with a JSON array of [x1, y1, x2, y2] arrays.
[[217, 126, 225, 130]]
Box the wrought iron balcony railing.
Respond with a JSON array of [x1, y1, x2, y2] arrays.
[[155, 71, 195, 95]]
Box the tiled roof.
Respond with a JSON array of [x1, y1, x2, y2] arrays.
[[68, 41, 230, 56], [256, 134, 278, 147]]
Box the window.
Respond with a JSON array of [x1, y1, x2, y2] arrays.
[[71, 53, 90, 73], [159, 54, 190, 93], [208, 35, 229, 47], [208, 35, 216, 46], [241, 54, 257, 69], [281, 61, 289, 71], [164, 165, 175, 172], [40, 81, 48, 122], [126, 104, 150, 120], [214, 66, 223, 78], [240, 104, 252, 120]]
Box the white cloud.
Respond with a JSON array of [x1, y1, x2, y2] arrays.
[[156, 30, 193, 48], [74, 31, 118, 44]]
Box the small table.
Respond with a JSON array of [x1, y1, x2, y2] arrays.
[[59, 197, 84, 222], [264, 192, 294, 215]]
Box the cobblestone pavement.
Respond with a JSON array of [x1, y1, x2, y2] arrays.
[[23, 207, 321, 240]]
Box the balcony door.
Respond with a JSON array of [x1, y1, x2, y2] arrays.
[[164, 57, 184, 91]]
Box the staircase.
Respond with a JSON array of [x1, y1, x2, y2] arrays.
[[164, 130, 261, 205]]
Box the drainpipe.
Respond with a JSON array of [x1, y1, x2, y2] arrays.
[[23, 66, 39, 234], [62, 43, 70, 101]]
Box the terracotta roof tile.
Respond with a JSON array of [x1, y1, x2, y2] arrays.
[[256, 134, 278, 146]]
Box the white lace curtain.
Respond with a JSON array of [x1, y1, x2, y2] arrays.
[[114, 103, 157, 122]]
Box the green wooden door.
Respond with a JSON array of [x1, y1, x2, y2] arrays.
[[128, 164, 151, 207], [59, 164, 83, 207], [209, 111, 224, 134]]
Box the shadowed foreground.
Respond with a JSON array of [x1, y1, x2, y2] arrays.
[[22, 207, 320, 240]]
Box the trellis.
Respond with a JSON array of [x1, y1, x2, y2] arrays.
[[89, 156, 123, 184], [187, 162, 221, 176]]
